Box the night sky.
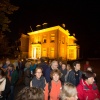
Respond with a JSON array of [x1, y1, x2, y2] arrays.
[[9, 0, 100, 58]]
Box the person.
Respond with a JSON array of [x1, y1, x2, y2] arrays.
[[7, 63, 19, 100], [45, 60, 58, 83], [15, 87, 44, 100], [58, 61, 62, 69], [2, 59, 10, 74], [60, 63, 67, 84], [77, 71, 100, 100], [86, 66, 98, 84], [67, 61, 82, 86], [24, 61, 32, 87], [30, 67, 48, 100], [60, 82, 78, 100], [48, 69, 62, 100], [30, 66, 46, 89], [84, 61, 90, 71], [38, 58, 48, 76], [65, 64, 72, 83], [0, 68, 10, 100]]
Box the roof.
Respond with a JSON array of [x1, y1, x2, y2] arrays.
[[27, 25, 70, 36]]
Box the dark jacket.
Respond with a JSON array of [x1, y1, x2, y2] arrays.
[[60, 68, 67, 84], [67, 70, 82, 86], [24, 68, 31, 86], [11, 70, 19, 86], [45, 67, 52, 83]]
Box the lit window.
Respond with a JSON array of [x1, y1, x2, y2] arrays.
[[42, 48, 47, 57], [69, 49, 74, 59], [50, 48, 54, 58], [50, 34, 55, 42]]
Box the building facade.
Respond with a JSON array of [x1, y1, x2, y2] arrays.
[[26, 25, 80, 60]]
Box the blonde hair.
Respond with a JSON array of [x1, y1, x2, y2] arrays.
[[60, 82, 77, 100]]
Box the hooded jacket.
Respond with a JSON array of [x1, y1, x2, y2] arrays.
[[77, 79, 100, 100]]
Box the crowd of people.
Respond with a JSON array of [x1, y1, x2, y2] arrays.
[[0, 58, 100, 100]]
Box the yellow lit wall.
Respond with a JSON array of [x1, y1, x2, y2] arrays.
[[27, 26, 79, 60]]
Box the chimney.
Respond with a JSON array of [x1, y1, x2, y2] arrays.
[[36, 25, 41, 30], [62, 23, 66, 29], [42, 23, 48, 29], [73, 33, 75, 37]]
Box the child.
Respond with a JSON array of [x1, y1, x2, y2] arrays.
[[49, 69, 62, 100]]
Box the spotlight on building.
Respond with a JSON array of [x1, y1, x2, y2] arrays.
[[36, 25, 41, 30], [42, 23, 48, 29]]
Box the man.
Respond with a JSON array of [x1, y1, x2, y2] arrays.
[[45, 60, 58, 83], [67, 61, 82, 86], [7, 63, 18, 100]]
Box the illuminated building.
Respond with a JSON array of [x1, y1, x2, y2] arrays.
[[20, 25, 80, 60]]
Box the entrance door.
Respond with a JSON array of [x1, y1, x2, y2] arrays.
[[32, 45, 41, 59]]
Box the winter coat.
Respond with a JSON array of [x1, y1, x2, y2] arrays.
[[24, 68, 31, 86], [45, 67, 52, 83], [77, 79, 100, 100], [67, 70, 82, 86], [60, 68, 67, 84], [7, 70, 19, 86]]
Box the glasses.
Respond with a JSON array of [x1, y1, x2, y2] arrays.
[[36, 72, 42, 74]]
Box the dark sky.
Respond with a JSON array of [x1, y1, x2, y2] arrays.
[[9, 0, 100, 57]]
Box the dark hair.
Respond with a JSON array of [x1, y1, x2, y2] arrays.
[[8, 63, 14, 68], [82, 71, 95, 80], [0, 68, 5, 77], [73, 61, 80, 67], [15, 87, 44, 100]]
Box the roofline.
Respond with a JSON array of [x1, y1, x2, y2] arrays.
[[27, 25, 70, 36], [68, 35, 77, 41]]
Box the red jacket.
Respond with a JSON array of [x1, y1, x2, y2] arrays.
[[77, 79, 100, 100], [84, 64, 90, 71]]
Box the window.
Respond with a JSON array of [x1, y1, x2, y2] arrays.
[[50, 33, 55, 43], [42, 48, 47, 57], [38, 36, 41, 43], [43, 35, 47, 43], [69, 49, 74, 59], [50, 48, 54, 58], [62, 36, 65, 44]]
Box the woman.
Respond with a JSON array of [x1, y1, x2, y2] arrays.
[[30, 66, 48, 100], [60, 82, 78, 100], [60, 63, 67, 84], [0, 68, 10, 100], [77, 71, 100, 100]]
